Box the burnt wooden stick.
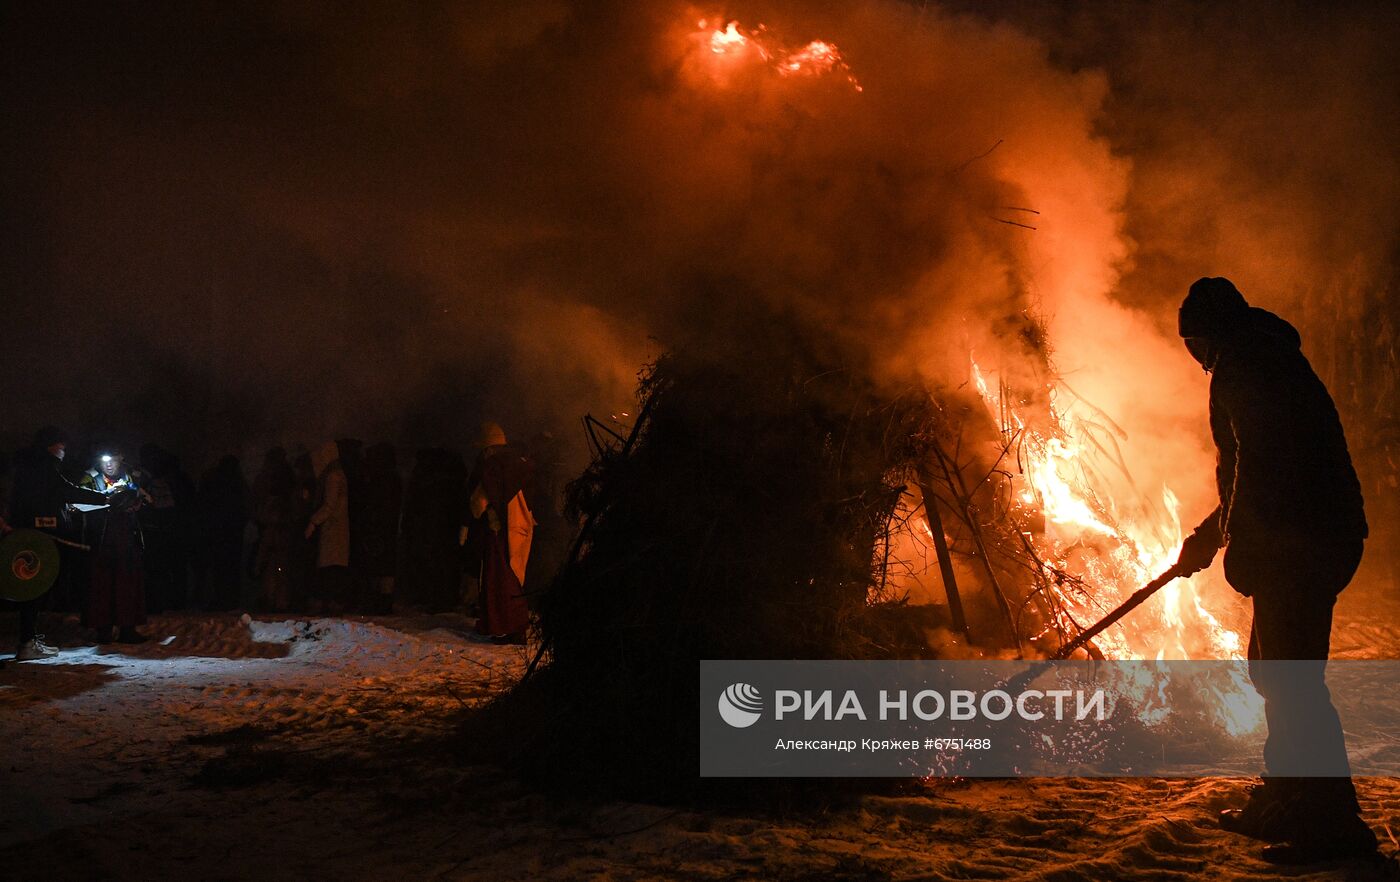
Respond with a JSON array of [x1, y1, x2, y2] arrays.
[[990, 567, 1186, 696], [931, 441, 1021, 655], [917, 480, 971, 644], [1050, 566, 1185, 660], [963, 509, 1019, 653], [996, 566, 1185, 695]]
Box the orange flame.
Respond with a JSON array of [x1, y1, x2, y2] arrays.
[[707, 20, 755, 56], [967, 358, 1260, 735], [969, 359, 1243, 660], [692, 18, 862, 92]]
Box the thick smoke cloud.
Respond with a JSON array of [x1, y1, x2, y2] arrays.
[[4, 0, 1395, 574], [2, 3, 1110, 445]]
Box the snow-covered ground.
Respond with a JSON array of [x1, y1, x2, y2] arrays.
[[2, 586, 1399, 881]]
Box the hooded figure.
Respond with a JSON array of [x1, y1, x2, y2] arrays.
[[307, 441, 350, 570], [462, 422, 534, 643], [1178, 278, 1366, 544], [1174, 277, 1373, 864]]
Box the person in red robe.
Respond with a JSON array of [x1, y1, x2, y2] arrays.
[[462, 423, 534, 645]]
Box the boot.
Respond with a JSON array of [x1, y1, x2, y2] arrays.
[[1219, 780, 1293, 842], [1261, 814, 1378, 865], [15, 636, 59, 661], [117, 626, 148, 645]]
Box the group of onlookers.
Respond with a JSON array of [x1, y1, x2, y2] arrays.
[[3, 422, 564, 659]]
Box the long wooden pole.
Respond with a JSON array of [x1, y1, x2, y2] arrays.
[[1051, 566, 1184, 659], [917, 481, 971, 644], [931, 442, 1021, 654]]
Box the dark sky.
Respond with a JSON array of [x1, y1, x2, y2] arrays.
[[4, 0, 1397, 485], [2, 1, 607, 463]]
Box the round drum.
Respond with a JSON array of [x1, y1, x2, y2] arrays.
[[0, 529, 61, 603]]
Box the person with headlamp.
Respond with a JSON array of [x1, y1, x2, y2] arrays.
[[80, 449, 149, 644]]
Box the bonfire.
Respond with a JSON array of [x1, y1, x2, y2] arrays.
[[485, 13, 1270, 795]]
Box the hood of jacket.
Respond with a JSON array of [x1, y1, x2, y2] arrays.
[[1240, 306, 1302, 351], [311, 441, 340, 477]]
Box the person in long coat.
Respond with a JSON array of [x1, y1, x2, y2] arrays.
[[360, 443, 402, 614], [401, 448, 467, 612], [137, 443, 187, 612], [305, 441, 351, 611], [288, 451, 318, 610], [462, 423, 534, 644], [80, 450, 147, 643], [198, 455, 249, 611], [251, 447, 297, 611]]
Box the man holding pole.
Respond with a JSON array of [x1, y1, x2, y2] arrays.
[[1172, 277, 1376, 864]]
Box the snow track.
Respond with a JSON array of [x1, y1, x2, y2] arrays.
[[2, 607, 1398, 880]]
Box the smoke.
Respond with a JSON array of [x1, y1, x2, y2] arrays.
[[4, 0, 1395, 553], [940, 0, 1400, 591]]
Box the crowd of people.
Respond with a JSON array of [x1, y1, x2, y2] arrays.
[[1, 422, 562, 661]]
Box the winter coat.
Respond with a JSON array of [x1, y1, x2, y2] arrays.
[[1206, 308, 1366, 545], [359, 445, 402, 578], [8, 449, 107, 534], [197, 458, 250, 543], [309, 442, 351, 569], [78, 468, 145, 552]]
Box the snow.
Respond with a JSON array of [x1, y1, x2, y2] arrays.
[[2, 590, 1399, 880]]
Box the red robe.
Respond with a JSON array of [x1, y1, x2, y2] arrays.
[[87, 505, 147, 631], [466, 447, 533, 638]]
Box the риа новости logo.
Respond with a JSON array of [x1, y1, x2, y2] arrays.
[[718, 683, 764, 728]]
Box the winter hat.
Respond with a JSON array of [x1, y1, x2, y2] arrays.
[[33, 426, 67, 449], [476, 422, 508, 448], [1179, 277, 1250, 338]]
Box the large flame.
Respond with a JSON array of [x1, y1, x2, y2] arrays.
[[970, 358, 1243, 662], [967, 358, 1261, 736]]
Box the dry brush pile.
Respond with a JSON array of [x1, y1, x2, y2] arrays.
[[478, 317, 1067, 795]]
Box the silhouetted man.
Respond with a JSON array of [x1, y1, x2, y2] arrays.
[[1173, 277, 1376, 864]]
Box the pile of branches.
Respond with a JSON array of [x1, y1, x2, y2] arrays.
[[490, 341, 954, 795]]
